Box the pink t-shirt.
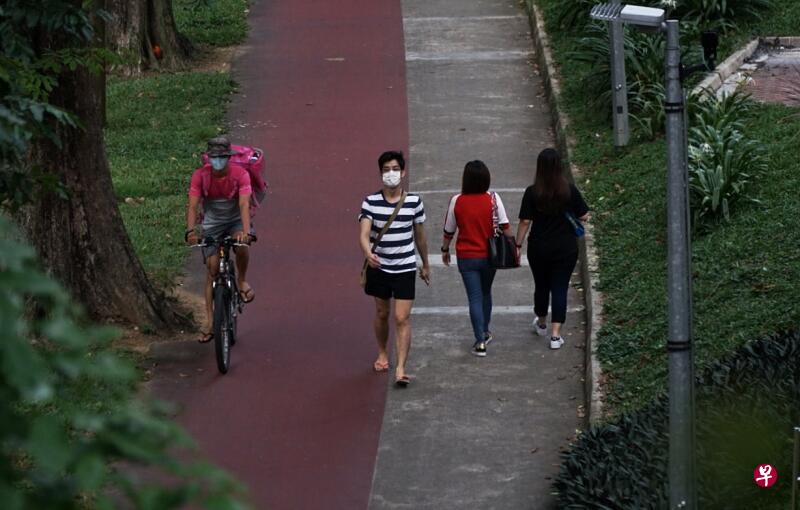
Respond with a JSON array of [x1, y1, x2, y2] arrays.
[[189, 164, 252, 200]]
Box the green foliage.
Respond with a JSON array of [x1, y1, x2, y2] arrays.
[[673, 0, 773, 32], [580, 102, 800, 411], [688, 91, 767, 224], [105, 71, 235, 286], [568, 22, 698, 137], [555, 330, 799, 509], [0, 216, 247, 509], [534, 0, 800, 412], [175, 0, 250, 47], [551, 0, 601, 31], [0, 0, 115, 210]]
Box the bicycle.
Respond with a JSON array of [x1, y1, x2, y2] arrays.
[[192, 234, 256, 374]]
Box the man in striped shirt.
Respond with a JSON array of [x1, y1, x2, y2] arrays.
[[359, 151, 430, 387]]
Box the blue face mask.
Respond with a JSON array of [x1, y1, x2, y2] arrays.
[[210, 157, 229, 171]]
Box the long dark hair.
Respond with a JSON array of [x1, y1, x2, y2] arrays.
[[533, 148, 570, 213], [462, 160, 491, 194]]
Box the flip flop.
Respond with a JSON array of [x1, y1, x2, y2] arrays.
[[198, 331, 214, 344], [395, 375, 411, 388], [239, 285, 255, 303], [373, 360, 389, 372]]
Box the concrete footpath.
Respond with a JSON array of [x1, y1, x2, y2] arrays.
[[368, 1, 587, 509]]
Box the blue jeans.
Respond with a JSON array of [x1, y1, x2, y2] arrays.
[[457, 257, 497, 345]]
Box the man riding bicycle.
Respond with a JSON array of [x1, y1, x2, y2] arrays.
[[185, 136, 255, 343]]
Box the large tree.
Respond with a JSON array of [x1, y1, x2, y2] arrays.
[[106, 0, 191, 74], [4, 0, 188, 329]]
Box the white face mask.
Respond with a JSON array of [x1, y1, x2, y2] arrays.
[[382, 170, 402, 188], [210, 157, 228, 172]]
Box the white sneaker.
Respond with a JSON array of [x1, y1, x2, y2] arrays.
[[532, 320, 548, 337], [550, 336, 564, 350]]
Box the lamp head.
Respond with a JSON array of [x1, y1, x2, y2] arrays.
[[590, 3, 666, 28]]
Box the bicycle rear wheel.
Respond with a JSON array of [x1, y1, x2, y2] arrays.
[[213, 284, 232, 374]]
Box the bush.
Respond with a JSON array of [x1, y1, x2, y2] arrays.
[[672, 0, 773, 32], [688, 91, 766, 224], [569, 21, 699, 135], [555, 330, 800, 509], [0, 217, 246, 509]]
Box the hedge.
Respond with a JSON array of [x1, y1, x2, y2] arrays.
[[555, 330, 800, 509]]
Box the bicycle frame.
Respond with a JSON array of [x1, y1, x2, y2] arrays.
[[190, 235, 253, 373], [214, 241, 240, 312]]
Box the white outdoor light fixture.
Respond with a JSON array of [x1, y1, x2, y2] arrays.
[[590, 3, 665, 27], [619, 5, 666, 27], [590, 3, 665, 147]]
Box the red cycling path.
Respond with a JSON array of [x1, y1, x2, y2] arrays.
[[149, 1, 408, 508]]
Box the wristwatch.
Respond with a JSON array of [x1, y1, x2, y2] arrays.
[[440, 246, 449, 253]]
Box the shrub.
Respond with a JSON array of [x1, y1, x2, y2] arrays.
[[688, 91, 766, 224], [555, 330, 800, 509], [570, 21, 699, 135], [552, 0, 602, 31], [673, 0, 773, 32], [0, 217, 246, 509]]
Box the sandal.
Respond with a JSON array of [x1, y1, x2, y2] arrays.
[[239, 284, 255, 303], [373, 360, 390, 372], [395, 375, 411, 388], [198, 331, 214, 344]]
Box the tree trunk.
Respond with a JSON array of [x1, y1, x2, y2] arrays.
[[22, 3, 189, 330], [106, 0, 191, 75]]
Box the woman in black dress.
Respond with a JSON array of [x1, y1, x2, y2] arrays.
[[515, 148, 590, 349]]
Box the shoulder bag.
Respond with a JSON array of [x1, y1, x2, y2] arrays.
[[487, 192, 519, 269], [565, 211, 585, 237], [360, 192, 407, 287]]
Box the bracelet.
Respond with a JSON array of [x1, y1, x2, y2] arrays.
[[184, 229, 194, 241], [440, 246, 449, 253]]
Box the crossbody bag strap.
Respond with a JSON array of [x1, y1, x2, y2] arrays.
[[371, 191, 407, 253]]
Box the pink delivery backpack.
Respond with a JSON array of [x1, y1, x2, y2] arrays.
[[201, 144, 268, 215]]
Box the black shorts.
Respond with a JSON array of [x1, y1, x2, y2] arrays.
[[364, 267, 416, 300]]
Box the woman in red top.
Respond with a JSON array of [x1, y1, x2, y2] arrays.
[[441, 160, 515, 357]]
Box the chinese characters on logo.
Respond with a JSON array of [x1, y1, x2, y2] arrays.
[[754, 464, 777, 488]]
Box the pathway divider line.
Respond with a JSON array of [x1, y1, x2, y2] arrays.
[[412, 188, 526, 195], [424, 255, 530, 267], [411, 305, 585, 316], [406, 50, 533, 62], [403, 15, 528, 22]]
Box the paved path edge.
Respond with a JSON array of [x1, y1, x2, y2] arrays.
[[524, 0, 605, 423], [694, 39, 758, 95]]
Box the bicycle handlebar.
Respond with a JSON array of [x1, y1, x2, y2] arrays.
[[189, 234, 257, 249]]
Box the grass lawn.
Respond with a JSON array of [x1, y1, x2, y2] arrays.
[[175, 0, 250, 47], [107, 0, 248, 288], [106, 72, 235, 288], [533, 0, 800, 412]]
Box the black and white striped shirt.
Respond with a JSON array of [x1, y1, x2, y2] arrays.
[[359, 191, 426, 274]]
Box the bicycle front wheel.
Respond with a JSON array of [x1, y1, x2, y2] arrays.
[[213, 284, 232, 374]]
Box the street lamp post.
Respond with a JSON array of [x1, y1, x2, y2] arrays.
[[609, 0, 630, 147], [590, 5, 696, 509], [663, 19, 695, 510]]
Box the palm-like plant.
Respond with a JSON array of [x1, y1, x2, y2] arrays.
[[688, 91, 766, 224], [674, 0, 773, 31]]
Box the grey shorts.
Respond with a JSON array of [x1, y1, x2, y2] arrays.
[[200, 220, 256, 260]]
